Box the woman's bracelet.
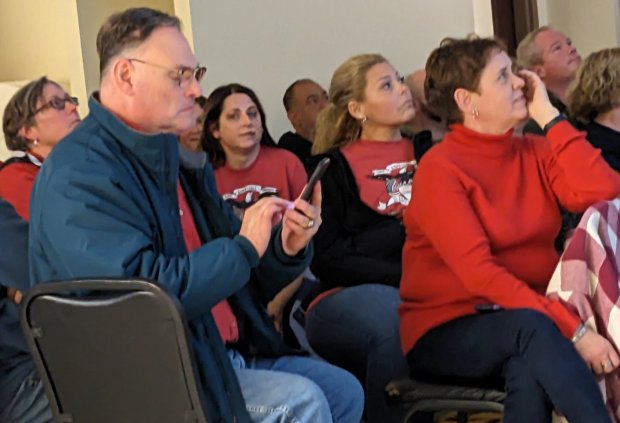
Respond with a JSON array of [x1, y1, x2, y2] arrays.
[[571, 322, 587, 344]]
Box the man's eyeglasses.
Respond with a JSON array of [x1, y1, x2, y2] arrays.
[[127, 58, 207, 87], [34, 96, 79, 115]]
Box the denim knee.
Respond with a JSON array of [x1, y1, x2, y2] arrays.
[[507, 309, 564, 351]]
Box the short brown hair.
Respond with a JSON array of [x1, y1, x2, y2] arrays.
[[567, 48, 620, 124], [96, 7, 180, 76], [425, 36, 506, 125], [202, 83, 276, 169], [2, 77, 59, 151]]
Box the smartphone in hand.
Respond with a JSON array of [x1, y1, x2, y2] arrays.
[[299, 157, 331, 202]]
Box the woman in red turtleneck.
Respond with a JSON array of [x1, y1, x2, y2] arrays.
[[401, 37, 620, 423], [0, 77, 81, 220]]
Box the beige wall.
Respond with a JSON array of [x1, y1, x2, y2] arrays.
[[541, 0, 619, 56], [190, 0, 476, 140], [0, 0, 70, 84], [76, 0, 175, 100]]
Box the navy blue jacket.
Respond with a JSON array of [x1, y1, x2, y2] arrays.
[[0, 199, 33, 411], [29, 95, 311, 423]]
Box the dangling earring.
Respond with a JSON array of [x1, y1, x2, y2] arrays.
[[471, 109, 479, 119], [361, 116, 368, 124]]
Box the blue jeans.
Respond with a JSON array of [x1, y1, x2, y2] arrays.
[[305, 284, 408, 423], [231, 351, 364, 423], [0, 366, 52, 423], [407, 309, 610, 423]]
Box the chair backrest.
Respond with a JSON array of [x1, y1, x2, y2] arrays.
[[20, 278, 207, 423]]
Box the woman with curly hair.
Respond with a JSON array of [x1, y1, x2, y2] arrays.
[[567, 47, 620, 171]]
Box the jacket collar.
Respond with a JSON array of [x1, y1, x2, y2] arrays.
[[88, 93, 179, 187]]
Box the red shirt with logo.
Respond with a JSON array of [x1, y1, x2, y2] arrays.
[[214, 146, 307, 214], [341, 139, 415, 218]]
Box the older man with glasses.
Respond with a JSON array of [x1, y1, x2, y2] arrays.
[[28, 7, 363, 423]]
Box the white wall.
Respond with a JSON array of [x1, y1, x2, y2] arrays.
[[472, 0, 494, 38], [76, 0, 176, 102], [190, 0, 476, 139], [540, 0, 619, 57]]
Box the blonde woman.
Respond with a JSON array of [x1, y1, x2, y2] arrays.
[[305, 53, 430, 423]]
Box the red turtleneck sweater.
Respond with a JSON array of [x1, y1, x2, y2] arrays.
[[400, 121, 620, 354]]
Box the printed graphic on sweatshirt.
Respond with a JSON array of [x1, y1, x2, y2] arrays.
[[222, 184, 279, 218], [369, 160, 417, 214]]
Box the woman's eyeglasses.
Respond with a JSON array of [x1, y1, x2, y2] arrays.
[[34, 96, 79, 115]]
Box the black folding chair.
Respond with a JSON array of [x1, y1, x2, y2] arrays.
[[386, 378, 505, 423], [20, 278, 207, 423]]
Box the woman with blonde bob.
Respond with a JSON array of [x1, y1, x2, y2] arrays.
[[401, 36, 620, 423], [305, 53, 431, 422], [567, 47, 620, 171]]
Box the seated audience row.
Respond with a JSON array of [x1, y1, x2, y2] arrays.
[[3, 7, 365, 423], [4, 10, 620, 423]]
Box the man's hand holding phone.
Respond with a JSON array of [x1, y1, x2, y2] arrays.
[[281, 158, 330, 256]]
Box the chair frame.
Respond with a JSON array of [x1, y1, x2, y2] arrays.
[[20, 277, 207, 423], [386, 378, 505, 423]]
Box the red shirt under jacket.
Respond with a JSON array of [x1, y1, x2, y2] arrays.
[[0, 152, 43, 220], [177, 181, 239, 344]]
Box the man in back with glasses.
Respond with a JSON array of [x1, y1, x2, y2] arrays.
[[28, 7, 363, 423]]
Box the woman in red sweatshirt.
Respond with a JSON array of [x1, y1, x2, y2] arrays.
[[400, 37, 620, 423]]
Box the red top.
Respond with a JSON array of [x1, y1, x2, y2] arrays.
[[176, 181, 239, 344], [400, 121, 620, 354], [0, 153, 43, 220], [214, 146, 307, 216], [341, 139, 415, 217]]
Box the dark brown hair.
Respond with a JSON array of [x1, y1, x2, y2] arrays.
[[425, 36, 506, 125], [202, 83, 276, 169], [3, 77, 60, 151]]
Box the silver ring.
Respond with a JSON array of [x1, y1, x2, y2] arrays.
[[305, 219, 315, 229], [603, 361, 611, 369]]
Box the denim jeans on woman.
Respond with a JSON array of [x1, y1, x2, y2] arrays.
[[305, 284, 408, 423], [407, 309, 610, 423], [229, 350, 364, 423]]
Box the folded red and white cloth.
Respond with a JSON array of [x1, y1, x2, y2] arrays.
[[547, 199, 620, 421]]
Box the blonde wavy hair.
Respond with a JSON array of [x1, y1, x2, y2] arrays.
[[567, 48, 620, 124], [312, 53, 387, 155]]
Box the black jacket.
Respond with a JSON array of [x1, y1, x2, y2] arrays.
[[308, 132, 433, 292], [278, 131, 312, 167], [583, 121, 620, 172]]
